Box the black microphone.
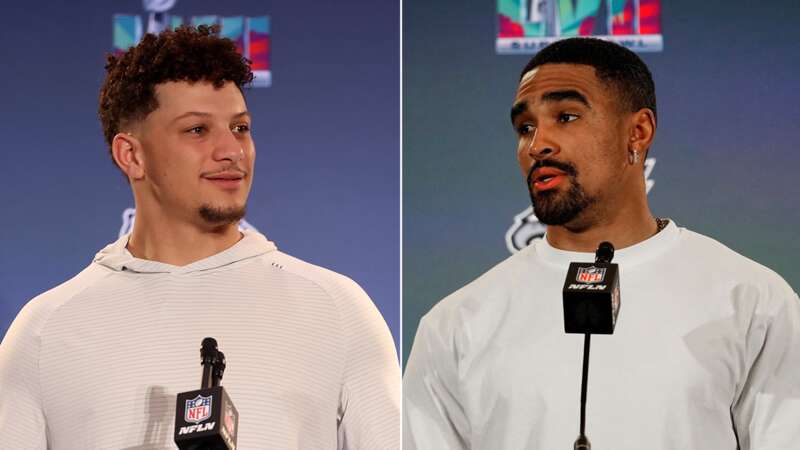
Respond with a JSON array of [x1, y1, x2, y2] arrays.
[[200, 337, 218, 389], [562, 241, 621, 334], [562, 242, 622, 450], [174, 337, 239, 450]]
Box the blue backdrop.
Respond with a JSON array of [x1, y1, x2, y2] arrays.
[[0, 0, 400, 352]]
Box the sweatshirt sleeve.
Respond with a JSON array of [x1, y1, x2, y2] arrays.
[[403, 314, 469, 450], [334, 278, 400, 450], [731, 290, 800, 450], [0, 300, 49, 449]]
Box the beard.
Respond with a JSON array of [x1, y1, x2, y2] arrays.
[[527, 161, 594, 226], [198, 203, 247, 225]]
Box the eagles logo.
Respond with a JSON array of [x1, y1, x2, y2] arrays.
[[505, 157, 657, 253]]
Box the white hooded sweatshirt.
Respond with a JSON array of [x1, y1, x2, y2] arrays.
[[0, 230, 399, 449]]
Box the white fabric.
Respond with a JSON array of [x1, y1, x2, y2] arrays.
[[404, 222, 800, 450], [0, 230, 399, 449]]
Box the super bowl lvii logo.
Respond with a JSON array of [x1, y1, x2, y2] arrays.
[[497, 0, 663, 54], [113, 0, 271, 87]]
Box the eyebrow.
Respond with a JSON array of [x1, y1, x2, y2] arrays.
[[170, 110, 251, 124], [541, 90, 590, 108], [510, 101, 528, 124], [510, 90, 591, 124]]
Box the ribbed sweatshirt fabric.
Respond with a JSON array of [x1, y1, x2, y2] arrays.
[[0, 230, 400, 449]]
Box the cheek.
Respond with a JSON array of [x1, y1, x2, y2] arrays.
[[516, 143, 535, 178], [574, 144, 617, 190], [247, 145, 256, 165]]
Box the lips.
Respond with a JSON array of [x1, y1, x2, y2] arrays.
[[204, 171, 245, 180], [530, 167, 567, 192], [203, 170, 246, 190]]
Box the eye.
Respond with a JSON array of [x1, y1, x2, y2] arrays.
[[558, 113, 579, 123], [232, 123, 251, 134], [516, 123, 536, 136], [186, 125, 206, 135]]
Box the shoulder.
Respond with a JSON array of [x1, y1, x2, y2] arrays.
[[260, 250, 371, 305], [420, 247, 534, 336], [255, 250, 389, 337], [681, 229, 793, 290], [677, 228, 796, 308], [261, 251, 396, 359], [5, 264, 111, 342]]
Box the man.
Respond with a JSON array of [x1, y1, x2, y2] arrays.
[[0, 26, 399, 449], [404, 38, 800, 449]]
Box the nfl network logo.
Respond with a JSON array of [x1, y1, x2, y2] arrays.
[[113, 0, 271, 87], [496, 0, 663, 54], [185, 395, 212, 424], [577, 266, 606, 284]]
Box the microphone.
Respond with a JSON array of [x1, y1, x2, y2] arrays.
[[174, 337, 239, 450], [562, 241, 621, 334], [562, 242, 622, 450]]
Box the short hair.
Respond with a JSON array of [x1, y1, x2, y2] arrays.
[[98, 25, 254, 163], [520, 37, 657, 124]]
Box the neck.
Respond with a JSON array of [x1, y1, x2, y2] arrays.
[[127, 207, 243, 266], [545, 198, 657, 253]]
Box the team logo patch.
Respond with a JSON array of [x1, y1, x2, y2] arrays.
[[576, 266, 606, 284], [185, 395, 212, 424]]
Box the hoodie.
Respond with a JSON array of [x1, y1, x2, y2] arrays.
[[0, 230, 400, 450]]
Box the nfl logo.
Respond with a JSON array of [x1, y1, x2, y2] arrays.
[[576, 266, 606, 284], [185, 395, 212, 424]]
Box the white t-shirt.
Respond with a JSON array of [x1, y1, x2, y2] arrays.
[[404, 222, 800, 450], [0, 230, 400, 449]]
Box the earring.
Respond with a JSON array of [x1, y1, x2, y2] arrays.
[[628, 148, 640, 165]]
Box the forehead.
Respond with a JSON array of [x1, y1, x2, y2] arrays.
[[152, 80, 246, 117], [514, 63, 605, 104]]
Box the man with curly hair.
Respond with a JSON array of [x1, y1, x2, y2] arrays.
[[0, 26, 399, 449]]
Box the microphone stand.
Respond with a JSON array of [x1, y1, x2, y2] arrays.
[[571, 241, 614, 450], [574, 334, 591, 450]]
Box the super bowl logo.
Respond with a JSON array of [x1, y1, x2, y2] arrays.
[[497, 0, 663, 54], [113, 0, 271, 87], [576, 266, 606, 283], [185, 395, 212, 424], [506, 157, 656, 253]]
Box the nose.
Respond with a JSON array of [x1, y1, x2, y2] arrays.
[[212, 129, 245, 163], [517, 127, 560, 169]]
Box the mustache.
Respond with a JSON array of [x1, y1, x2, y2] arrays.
[[526, 159, 578, 186]]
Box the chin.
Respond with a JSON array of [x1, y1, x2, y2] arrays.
[[198, 203, 247, 225]]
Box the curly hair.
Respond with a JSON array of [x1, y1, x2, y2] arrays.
[[98, 25, 254, 163]]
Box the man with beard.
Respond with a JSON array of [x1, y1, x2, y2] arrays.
[[0, 26, 399, 449], [403, 38, 800, 449]]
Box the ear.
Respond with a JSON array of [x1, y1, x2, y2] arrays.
[[628, 108, 656, 160], [111, 132, 145, 180]]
